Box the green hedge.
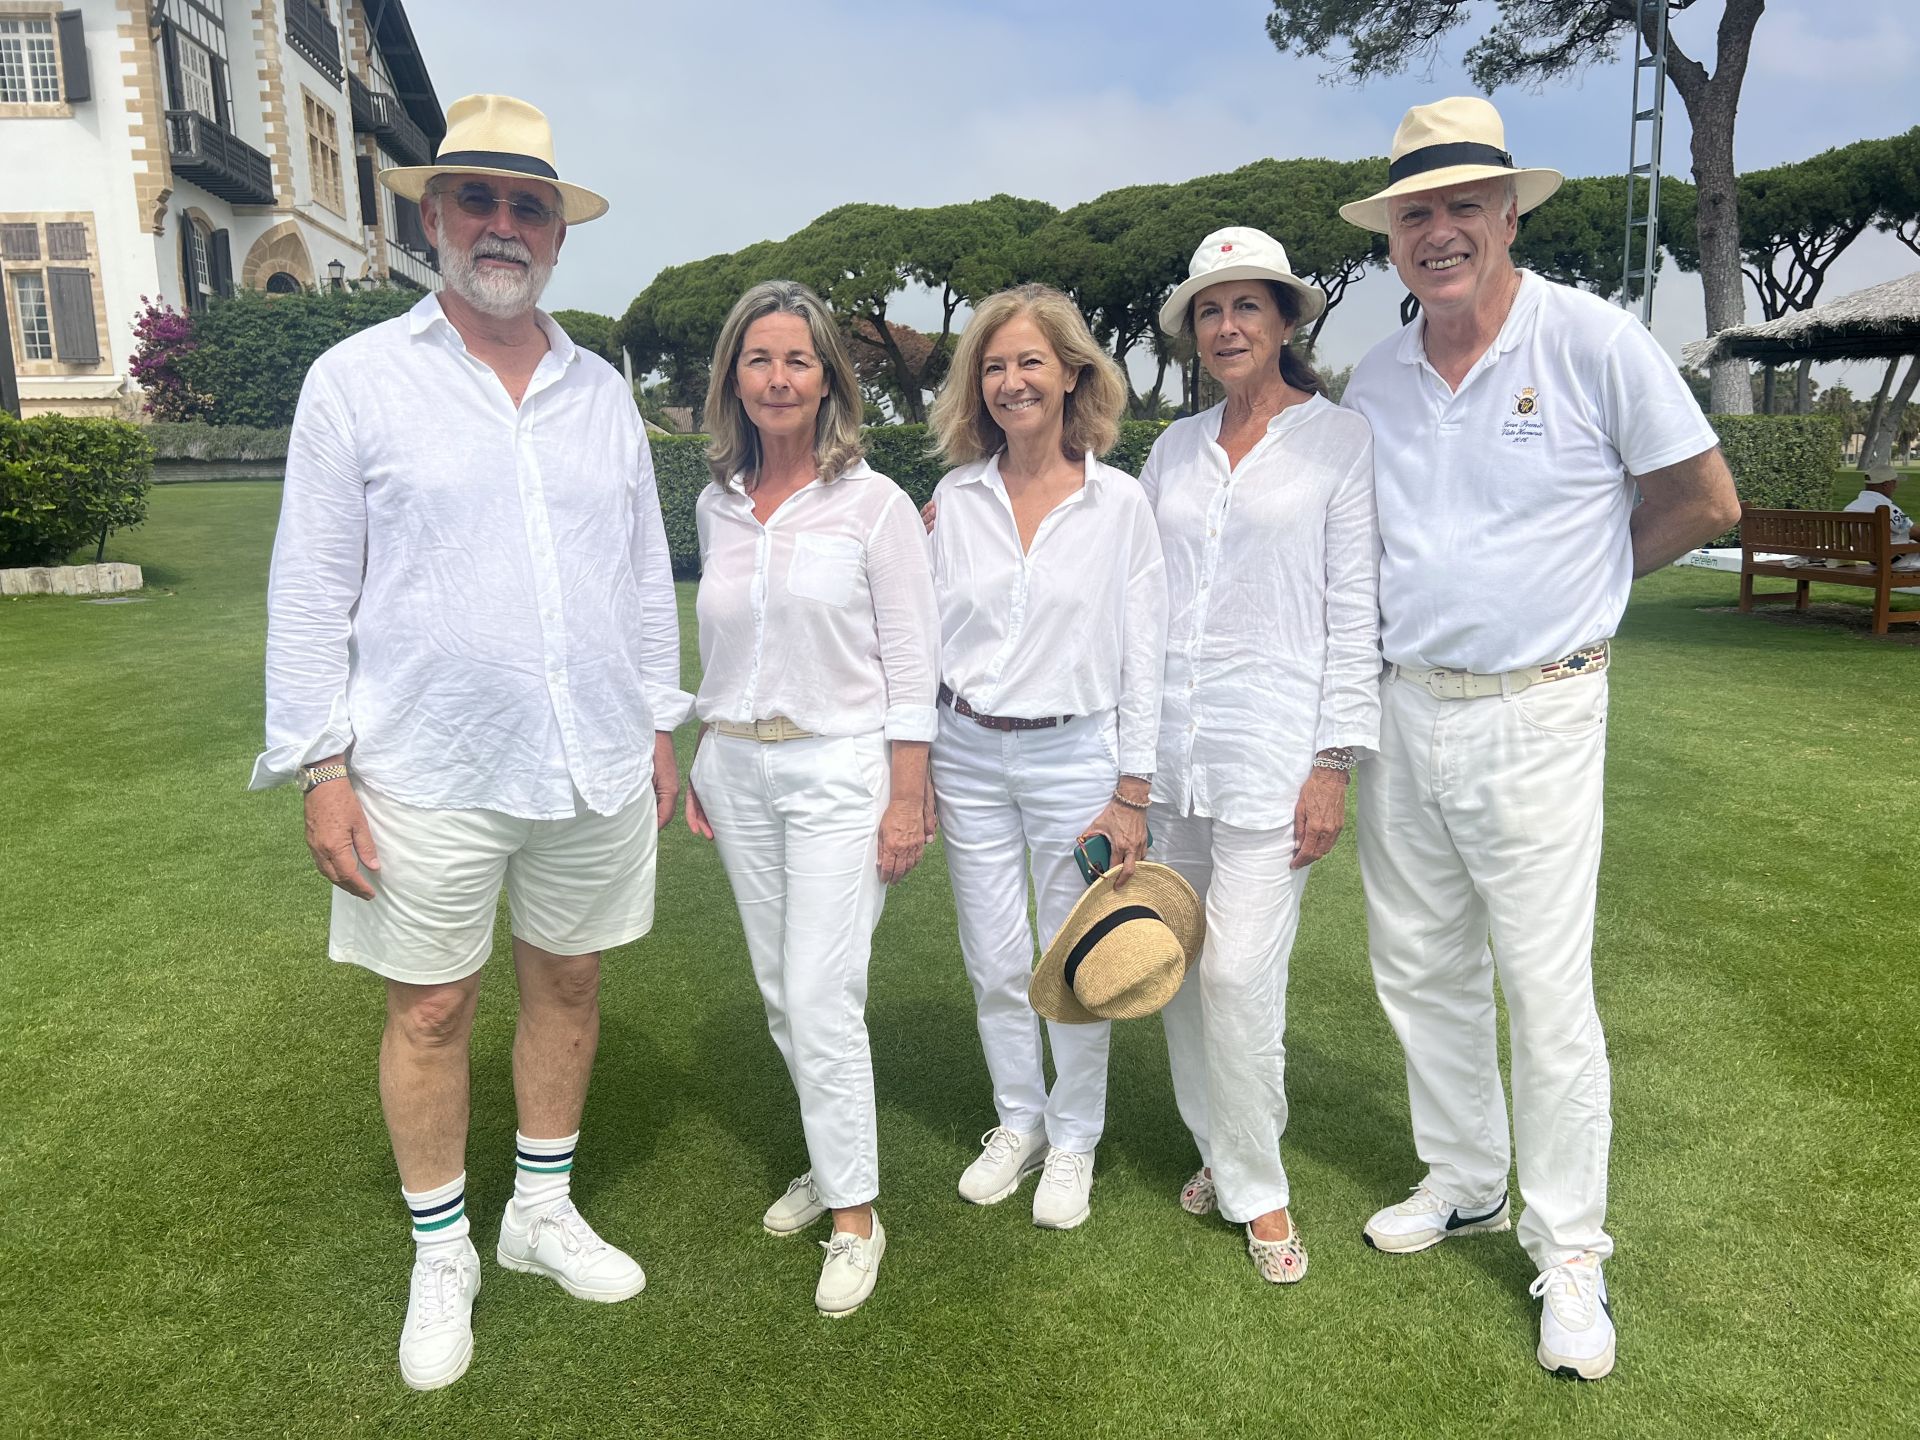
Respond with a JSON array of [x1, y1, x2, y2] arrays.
[[1707, 413, 1842, 546], [179, 288, 420, 428], [0, 414, 155, 568], [144, 422, 292, 462], [648, 420, 1172, 574]]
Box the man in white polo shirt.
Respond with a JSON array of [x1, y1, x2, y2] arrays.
[[1339, 98, 1739, 1381], [250, 96, 690, 1390]]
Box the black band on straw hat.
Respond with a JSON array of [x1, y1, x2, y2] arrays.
[[1388, 141, 1515, 185], [433, 149, 559, 180], [1061, 905, 1159, 993]]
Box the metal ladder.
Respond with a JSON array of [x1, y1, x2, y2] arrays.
[[1620, 0, 1670, 326]]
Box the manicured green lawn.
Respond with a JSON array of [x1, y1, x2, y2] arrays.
[[2, 484, 1915, 1437]]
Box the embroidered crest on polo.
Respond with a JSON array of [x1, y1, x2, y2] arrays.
[[1514, 387, 1539, 416]]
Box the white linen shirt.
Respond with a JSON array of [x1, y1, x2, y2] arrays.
[[930, 452, 1167, 775], [1843, 489, 1912, 541], [249, 294, 692, 820], [693, 462, 939, 741], [1344, 270, 1720, 674], [1141, 394, 1380, 828]]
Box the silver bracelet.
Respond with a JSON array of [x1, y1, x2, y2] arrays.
[[1312, 747, 1357, 774]]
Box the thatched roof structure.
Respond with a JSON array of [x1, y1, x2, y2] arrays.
[[1683, 270, 1920, 367]]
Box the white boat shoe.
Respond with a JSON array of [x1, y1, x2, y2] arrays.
[[763, 1172, 828, 1237], [815, 1213, 886, 1318]]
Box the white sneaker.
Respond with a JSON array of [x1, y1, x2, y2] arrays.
[[763, 1172, 828, 1237], [398, 1239, 480, 1392], [495, 1199, 646, 1302], [815, 1212, 885, 1318], [1362, 1184, 1511, 1254], [1031, 1147, 1095, 1230], [957, 1126, 1048, 1205], [1530, 1252, 1616, 1380]]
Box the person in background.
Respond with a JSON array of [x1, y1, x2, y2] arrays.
[[1844, 466, 1917, 569], [683, 279, 939, 1318], [923, 283, 1167, 1230]]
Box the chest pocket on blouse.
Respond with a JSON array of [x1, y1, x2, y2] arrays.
[[789, 532, 863, 607]]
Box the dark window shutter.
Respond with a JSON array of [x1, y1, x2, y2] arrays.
[[48, 268, 101, 364], [46, 222, 88, 261], [0, 223, 40, 261], [210, 228, 233, 297], [356, 153, 377, 226], [58, 11, 91, 103], [180, 218, 200, 312]]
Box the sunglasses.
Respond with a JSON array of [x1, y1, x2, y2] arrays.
[[448, 184, 559, 229]]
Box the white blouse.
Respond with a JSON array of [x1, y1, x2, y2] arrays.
[[930, 451, 1167, 776], [693, 460, 939, 741], [1140, 394, 1380, 829]]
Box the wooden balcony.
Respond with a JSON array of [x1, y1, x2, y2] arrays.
[[348, 73, 431, 167], [166, 110, 275, 205], [284, 1, 343, 87]]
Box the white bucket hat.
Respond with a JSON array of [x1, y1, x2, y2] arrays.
[[1340, 96, 1562, 233], [379, 93, 609, 225], [1158, 227, 1327, 337]]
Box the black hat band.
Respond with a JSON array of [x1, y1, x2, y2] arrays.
[[1062, 905, 1160, 994], [432, 149, 560, 181], [1388, 141, 1514, 185]]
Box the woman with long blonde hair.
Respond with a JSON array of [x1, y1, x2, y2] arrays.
[[924, 283, 1167, 1230]]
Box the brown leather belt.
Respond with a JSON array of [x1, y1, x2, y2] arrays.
[[939, 683, 1073, 732]]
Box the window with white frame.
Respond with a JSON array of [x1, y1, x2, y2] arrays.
[[10, 270, 51, 359], [176, 32, 218, 120], [0, 17, 61, 104]]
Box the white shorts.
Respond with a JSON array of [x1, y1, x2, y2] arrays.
[[328, 782, 659, 985]]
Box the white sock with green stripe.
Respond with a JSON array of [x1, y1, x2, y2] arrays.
[[403, 1172, 469, 1251], [512, 1130, 577, 1215]]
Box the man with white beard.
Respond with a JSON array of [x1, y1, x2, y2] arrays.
[[250, 95, 689, 1391]]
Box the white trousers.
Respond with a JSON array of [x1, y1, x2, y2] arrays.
[[1152, 809, 1309, 1224], [1357, 667, 1613, 1269], [931, 706, 1117, 1153], [691, 730, 890, 1210]]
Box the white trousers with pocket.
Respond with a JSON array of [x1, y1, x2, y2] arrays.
[[932, 705, 1118, 1153], [1152, 809, 1309, 1224], [1357, 666, 1614, 1269], [692, 730, 890, 1210]]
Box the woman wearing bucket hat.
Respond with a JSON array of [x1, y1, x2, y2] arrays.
[[922, 284, 1168, 1230], [1139, 226, 1380, 1284], [682, 279, 939, 1318]]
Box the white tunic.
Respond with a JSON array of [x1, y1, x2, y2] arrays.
[[250, 295, 690, 821], [930, 451, 1167, 775], [1344, 271, 1720, 674], [1141, 394, 1380, 827], [693, 461, 939, 741]]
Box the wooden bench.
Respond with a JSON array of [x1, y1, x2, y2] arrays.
[[1738, 505, 1920, 636]]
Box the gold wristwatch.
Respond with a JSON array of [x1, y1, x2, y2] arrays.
[[298, 762, 349, 793]]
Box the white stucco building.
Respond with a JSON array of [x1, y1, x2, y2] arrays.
[[0, 0, 444, 416]]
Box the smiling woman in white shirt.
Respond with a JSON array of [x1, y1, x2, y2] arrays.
[[683, 279, 940, 1319], [1141, 228, 1380, 1285], [923, 284, 1168, 1231]]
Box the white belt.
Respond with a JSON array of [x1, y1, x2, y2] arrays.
[[1390, 642, 1610, 701], [712, 716, 816, 742]]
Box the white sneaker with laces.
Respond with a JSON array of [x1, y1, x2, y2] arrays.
[[958, 1125, 1048, 1205], [1530, 1251, 1615, 1380], [398, 1239, 480, 1392], [495, 1199, 646, 1302], [1031, 1147, 1095, 1230], [815, 1212, 885, 1318], [1362, 1184, 1511, 1253], [762, 1172, 828, 1237]]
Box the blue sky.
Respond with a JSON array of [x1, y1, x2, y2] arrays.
[[408, 0, 1916, 383]]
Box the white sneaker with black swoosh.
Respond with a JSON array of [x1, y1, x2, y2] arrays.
[[1362, 1184, 1511, 1253], [1530, 1251, 1615, 1380]]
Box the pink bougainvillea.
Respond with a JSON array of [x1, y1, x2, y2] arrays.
[[128, 297, 212, 421]]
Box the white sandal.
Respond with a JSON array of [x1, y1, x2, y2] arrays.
[[1246, 1220, 1309, 1284]]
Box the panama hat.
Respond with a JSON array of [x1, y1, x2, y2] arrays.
[[379, 94, 609, 224], [1030, 863, 1205, 1025], [1339, 96, 1562, 233], [1158, 227, 1327, 337]]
